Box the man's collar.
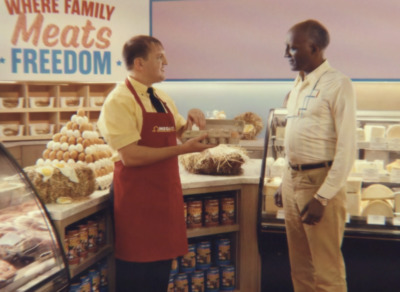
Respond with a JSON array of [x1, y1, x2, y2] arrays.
[[295, 60, 330, 86], [127, 75, 150, 95]]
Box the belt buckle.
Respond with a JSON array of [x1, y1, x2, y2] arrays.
[[289, 162, 301, 171]]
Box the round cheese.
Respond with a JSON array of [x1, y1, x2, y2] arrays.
[[362, 184, 394, 200], [361, 200, 393, 217]]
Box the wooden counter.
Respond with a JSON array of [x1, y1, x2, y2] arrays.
[[44, 159, 263, 292]]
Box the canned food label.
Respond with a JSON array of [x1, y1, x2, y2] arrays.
[[221, 197, 235, 225], [88, 221, 99, 253], [220, 265, 235, 290], [216, 238, 231, 265], [191, 271, 205, 292], [174, 273, 189, 292], [204, 198, 219, 227], [180, 244, 196, 273], [67, 231, 80, 265], [196, 241, 211, 270], [171, 257, 179, 275], [78, 225, 89, 259], [206, 268, 220, 291], [187, 200, 203, 228], [80, 275, 91, 292]]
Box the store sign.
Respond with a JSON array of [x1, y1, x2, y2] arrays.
[[0, 0, 138, 82]]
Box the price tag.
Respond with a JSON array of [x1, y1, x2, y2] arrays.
[[367, 215, 385, 225], [369, 138, 387, 150], [276, 209, 285, 220], [362, 168, 380, 182], [392, 217, 400, 226]]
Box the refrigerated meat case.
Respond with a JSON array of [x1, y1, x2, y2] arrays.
[[0, 143, 69, 291], [257, 108, 400, 292]]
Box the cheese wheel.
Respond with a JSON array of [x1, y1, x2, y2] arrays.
[[362, 184, 394, 200], [387, 125, 400, 139], [361, 200, 393, 217]]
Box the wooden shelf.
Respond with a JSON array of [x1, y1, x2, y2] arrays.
[[69, 245, 113, 278], [187, 224, 239, 238], [0, 82, 115, 142]]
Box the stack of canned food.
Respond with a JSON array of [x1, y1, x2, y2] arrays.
[[64, 212, 107, 267], [168, 237, 235, 292], [185, 194, 236, 229], [69, 259, 109, 292]]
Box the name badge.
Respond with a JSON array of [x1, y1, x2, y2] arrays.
[[308, 89, 320, 98]]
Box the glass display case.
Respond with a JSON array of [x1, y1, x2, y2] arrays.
[[261, 108, 400, 222], [0, 143, 69, 291]]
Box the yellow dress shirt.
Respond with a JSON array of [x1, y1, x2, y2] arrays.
[[97, 76, 186, 156]]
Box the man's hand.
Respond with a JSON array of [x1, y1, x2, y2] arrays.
[[186, 108, 206, 130], [300, 198, 325, 225], [181, 133, 216, 153]]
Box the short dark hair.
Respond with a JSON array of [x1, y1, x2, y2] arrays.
[[122, 35, 163, 70], [292, 19, 330, 50]]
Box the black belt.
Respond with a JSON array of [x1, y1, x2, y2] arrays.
[[289, 161, 333, 171]]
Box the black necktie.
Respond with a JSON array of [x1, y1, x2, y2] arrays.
[[147, 87, 165, 113]]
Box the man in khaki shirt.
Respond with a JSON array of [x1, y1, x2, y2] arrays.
[[275, 20, 357, 292]]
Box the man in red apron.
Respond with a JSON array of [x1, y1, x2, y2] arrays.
[[97, 35, 216, 291]]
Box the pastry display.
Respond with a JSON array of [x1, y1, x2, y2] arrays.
[[0, 198, 60, 289], [60, 97, 83, 107], [179, 144, 248, 175], [0, 97, 23, 109], [29, 97, 54, 108], [0, 125, 24, 137], [234, 112, 263, 140], [24, 163, 96, 204], [32, 109, 114, 194]]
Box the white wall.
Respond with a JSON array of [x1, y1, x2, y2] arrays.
[[157, 81, 293, 138]]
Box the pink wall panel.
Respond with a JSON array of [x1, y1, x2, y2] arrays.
[[152, 0, 400, 80]]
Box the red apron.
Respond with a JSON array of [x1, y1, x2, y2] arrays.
[[112, 79, 188, 262]]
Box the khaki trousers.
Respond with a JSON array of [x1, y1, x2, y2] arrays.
[[282, 165, 347, 292]]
